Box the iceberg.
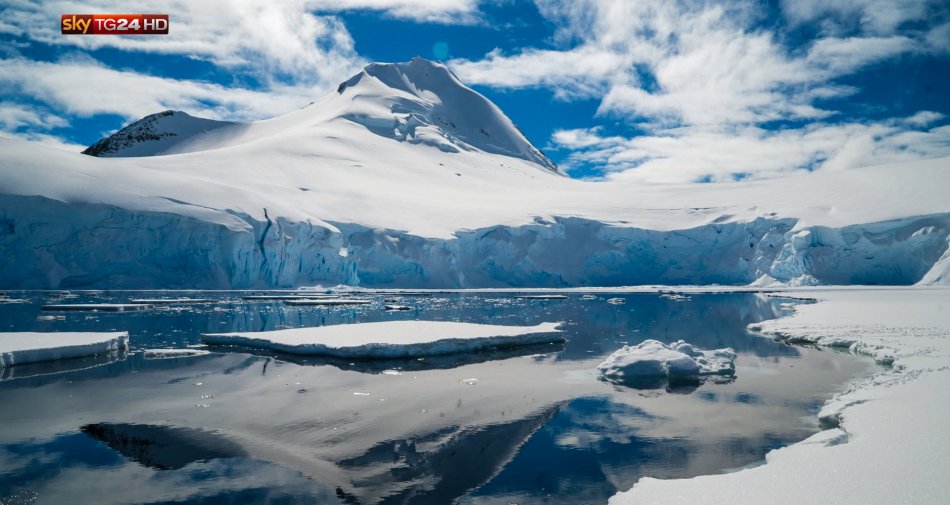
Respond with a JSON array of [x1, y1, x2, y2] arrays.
[[597, 339, 736, 383], [0, 331, 129, 367], [201, 320, 563, 358]]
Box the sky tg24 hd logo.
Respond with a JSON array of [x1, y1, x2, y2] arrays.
[[61, 14, 169, 35]]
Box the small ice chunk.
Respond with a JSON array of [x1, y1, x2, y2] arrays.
[[385, 304, 412, 311], [597, 339, 736, 382], [607, 298, 625, 305], [1, 332, 129, 367], [143, 348, 212, 359], [202, 320, 563, 358], [41, 304, 151, 312], [516, 295, 568, 300]]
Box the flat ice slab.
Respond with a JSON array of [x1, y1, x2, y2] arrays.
[[143, 348, 211, 359], [129, 298, 212, 304], [0, 331, 129, 367], [202, 320, 563, 358], [598, 339, 736, 381], [241, 294, 338, 300], [516, 295, 568, 300], [41, 303, 151, 312], [283, 298, 372, 306]]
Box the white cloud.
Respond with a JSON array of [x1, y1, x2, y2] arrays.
[[0, 56, 324, 122], [308, 0, 483, 24], [1, 1, 364, 86], [0, 103, 67, 130], [451, 0, 949, 181], [553, 118, 950, 183], [781, 0, 932, 36]]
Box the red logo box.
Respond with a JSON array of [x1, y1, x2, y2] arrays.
[[61, 14, 169, 35]]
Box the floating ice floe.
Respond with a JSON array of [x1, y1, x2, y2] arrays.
[[201, 320, 563, 358], [143, 348, 212, 359], [0, 331, 129, 367], [607, 298, 625, 305], [283, 298, 372, 306], [516, 295, 568, 300], [0, 297, 27, 304], [40, 303, 151, 312], [241, 294, 339, 300], [384, 305, 412, 311], [660, 293, 691, 302], [129, 298, 212, 304], [580, 295, 598, 300], [597, 339, 736, 383]]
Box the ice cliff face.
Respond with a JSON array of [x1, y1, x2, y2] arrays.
[[2, 193, 946, 289]]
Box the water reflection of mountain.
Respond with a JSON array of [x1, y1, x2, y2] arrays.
[[81, 423, 246, 470], [336, 406, 559, 504]]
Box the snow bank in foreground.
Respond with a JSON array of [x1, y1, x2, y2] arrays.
[[0, 332, 129, 367], [202, 321, 562, 358], [597, 340, 736, 382], [610, 287, 950, 505]]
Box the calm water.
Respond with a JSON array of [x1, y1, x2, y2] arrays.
[[0, 291, 872, 505]]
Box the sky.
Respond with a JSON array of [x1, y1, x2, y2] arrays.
[[0, 0, 948, 182]]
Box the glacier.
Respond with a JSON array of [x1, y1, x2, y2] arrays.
[[1, 57, 948, 289]]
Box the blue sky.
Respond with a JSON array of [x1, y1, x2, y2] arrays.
[[1, 0, 948, 182]]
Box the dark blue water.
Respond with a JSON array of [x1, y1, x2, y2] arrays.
[[0, 292, 871, 505]]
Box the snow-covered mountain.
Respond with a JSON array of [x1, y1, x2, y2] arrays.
[[81, 57, 560, 172], [1, 57, 948, 289]]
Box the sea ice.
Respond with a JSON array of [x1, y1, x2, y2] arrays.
[[516, 295, 568, 300], [129, 298, 212, 304], [201, 320, 563, 358], [0, 331, 129, 367], [607, 298, 625, 305], [597, 339, 736, 382], [384, 305, 412, 311], [143, 348, 212, 359], [41, 303, 152, 312], [283, 298, 372, 306]]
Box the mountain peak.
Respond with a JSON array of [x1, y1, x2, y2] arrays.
[[82, 110, 238, 157], [337, 57, 561, 173]]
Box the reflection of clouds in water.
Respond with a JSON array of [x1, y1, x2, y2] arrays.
[[552, 397, 662, 449], [0, 434, 336, 505]]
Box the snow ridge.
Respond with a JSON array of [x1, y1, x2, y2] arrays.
[[83, 110, 239, 157]]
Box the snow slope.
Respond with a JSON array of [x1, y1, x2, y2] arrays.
[[0, 57, 948, 288], [611, 287, 950, 505]]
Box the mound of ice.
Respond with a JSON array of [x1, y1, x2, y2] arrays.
[[597, 340, 736, 382], [202, 320, 562, 358], [0, 332, 129, 367]]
